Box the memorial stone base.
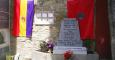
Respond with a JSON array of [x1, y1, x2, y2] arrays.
[[32, 51, 99, 60], [53, 18, 87, 55]]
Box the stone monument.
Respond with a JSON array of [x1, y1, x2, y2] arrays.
[[32, 11, 55, 50], [53, 18, 87, 54]]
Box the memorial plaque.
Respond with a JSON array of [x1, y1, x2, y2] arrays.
[[56, 18, 82, 47], [53, 18, 87, 54], [34, 11, 54, 25]]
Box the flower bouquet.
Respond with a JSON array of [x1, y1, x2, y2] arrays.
[[64, 50, 73, 60]]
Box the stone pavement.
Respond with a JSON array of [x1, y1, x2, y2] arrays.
[[32, 51, 52, 60], [15, 37, 33, 60]]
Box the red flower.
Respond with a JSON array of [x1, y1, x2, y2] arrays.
[[64, 50, 73, 60]]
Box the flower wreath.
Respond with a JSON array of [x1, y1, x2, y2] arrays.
[[64, 50, 73, 60]]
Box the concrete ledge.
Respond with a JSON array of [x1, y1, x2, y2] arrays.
[[32, 51, 99, 60]]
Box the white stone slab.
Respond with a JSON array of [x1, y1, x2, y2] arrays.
[[34, 12, 54, 25], [56, 18, 82, 47], [32, 51, 99, 60], [32, 51, 52, 60], [54, 18, 85, 54], [53, 46, 87, 54], [52, 53, 99, 60]]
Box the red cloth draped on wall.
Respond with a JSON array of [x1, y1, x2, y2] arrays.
[[67, 0, 95, 40], [96, 0, 111, 59]]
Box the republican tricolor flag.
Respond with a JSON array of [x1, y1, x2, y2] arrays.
[[12, 0, 34, 37]]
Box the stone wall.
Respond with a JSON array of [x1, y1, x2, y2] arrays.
[[0, 29, 10, 59], [0, 0, 9, 28], [108, 0, 115, 59]]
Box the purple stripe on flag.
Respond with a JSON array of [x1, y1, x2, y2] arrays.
[[26, 0, 34, 37]]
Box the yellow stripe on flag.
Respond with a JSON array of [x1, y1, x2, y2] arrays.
[[19, 0, 27, 36]]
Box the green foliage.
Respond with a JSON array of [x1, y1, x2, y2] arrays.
[[83, 39, 96, 52], [0, 32, 4, 44], [39, 41, 48, 52]]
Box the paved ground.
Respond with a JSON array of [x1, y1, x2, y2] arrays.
[[15, 37, 33, 60]]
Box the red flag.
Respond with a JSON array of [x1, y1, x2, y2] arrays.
[[67, 0, 95, 40]]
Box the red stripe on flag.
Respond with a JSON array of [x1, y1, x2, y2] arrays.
[[12, 0, 20, 37]]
